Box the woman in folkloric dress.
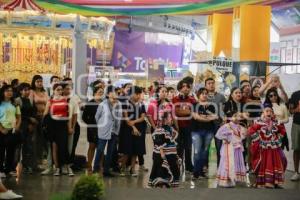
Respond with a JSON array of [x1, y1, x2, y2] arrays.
[[248, 105, 287, 188], [216, 113, 247, 188]]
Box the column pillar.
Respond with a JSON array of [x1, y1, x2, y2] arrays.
[[232, 5, 271, 83], [208, 13, 233, 58], [233, 5, 271, 61], [72, 16, 87, 98]]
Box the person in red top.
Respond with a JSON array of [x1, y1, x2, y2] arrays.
[[248, 105, 287, 188], [43, 83, 71, 176], [172, 80, 196, 172]]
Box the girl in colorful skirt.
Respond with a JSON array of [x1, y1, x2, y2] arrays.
[[216, 113, 247, 187], [248, 105, 287, 188], [148, 110, 181, 188]]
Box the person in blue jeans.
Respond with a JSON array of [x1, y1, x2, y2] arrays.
[[94, 85, 122, 177], [191, 87, 218, 180]]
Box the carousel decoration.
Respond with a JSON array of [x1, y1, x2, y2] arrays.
[[2, 0, 45, 12], [0, 0, 115, 82]]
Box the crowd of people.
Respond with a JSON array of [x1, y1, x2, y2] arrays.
[[0, 74, 300, 198]]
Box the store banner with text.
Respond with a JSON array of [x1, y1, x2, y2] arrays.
[[112, 30, 183, 74]]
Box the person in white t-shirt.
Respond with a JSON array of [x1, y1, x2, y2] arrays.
[[62, 78, 81, 176]]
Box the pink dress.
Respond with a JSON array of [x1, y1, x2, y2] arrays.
[[216, 122, 247, 187]]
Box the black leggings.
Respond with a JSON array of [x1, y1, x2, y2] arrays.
[[0, 131, 17, 173]]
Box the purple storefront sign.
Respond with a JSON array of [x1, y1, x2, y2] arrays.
[[112, 30, 183, 75]]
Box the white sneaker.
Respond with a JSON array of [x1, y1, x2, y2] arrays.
[[290, 173, 300, 181], [0, 190, 23, 199], [0, 172, 6, 178], [41, 167, 53, 175], [61, 166, 68, 175], [53, 168, 61, 176], [68, 167, 74, 177]]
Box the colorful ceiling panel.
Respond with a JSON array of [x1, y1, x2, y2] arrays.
[[29, 0, 299, 16]]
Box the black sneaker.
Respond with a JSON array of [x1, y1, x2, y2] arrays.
[[199, 173, 209, 179]]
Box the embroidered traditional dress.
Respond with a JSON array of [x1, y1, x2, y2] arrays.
[[148, 102, 180, 188], [248, 118, 287, 188], [216, 122, 247, 187]]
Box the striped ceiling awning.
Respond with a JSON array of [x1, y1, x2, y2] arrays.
[[2, 0, 45, 12], [0, 0, 299, 16]]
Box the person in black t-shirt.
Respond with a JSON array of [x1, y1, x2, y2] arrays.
[[289, 90, 300, 181], [15, 83, 38, 174], [191, 88, 218, 179], [119, 86, 147, 177], [82, 86, 104, 174]]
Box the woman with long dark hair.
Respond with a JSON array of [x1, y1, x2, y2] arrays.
[[245, 86, 263, 119], [264, 88, 289, 124], [0, 85, 21, 176], [147, 86, 171, 130], [43, 83, 70, 176], [224, 87, 250, 124], [29, 75, 50, 174]]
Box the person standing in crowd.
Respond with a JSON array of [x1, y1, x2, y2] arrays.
[[289, 89, 300, 181], [82, 86, 104, 175], [167, 87, 176, 102], [0, 181, 22, 199], [15, 83, 37, 174], [240, 80, 251, 103], [191, 88, 217, 179], [172, 80, 196, 173], [62, 78, 81, 172], [148, 86, 171, 130], [137, 89, 148, 172], [148, 108, 180, 188], [216, 113, 247, 188], [119, 86, 147, 177], [149, 81, 159, 99], [223, 87, 248, 123], [29, 75, 50, 174], [259, 75, 288, 103], [11, 79, 19, 99], [0, 85, 21, 177], [43, 83, 70, 176], [47, 76, 60, 97], [205, 78, 226, 167], [248, 105, 287, 188], [87, 79, 105, 101], [264, 88, 289, 124], [246, 86, 262, 119], [94, 86, 122, 177]]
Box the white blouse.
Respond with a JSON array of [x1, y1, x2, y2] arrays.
[[272, 103, 289, 124]]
